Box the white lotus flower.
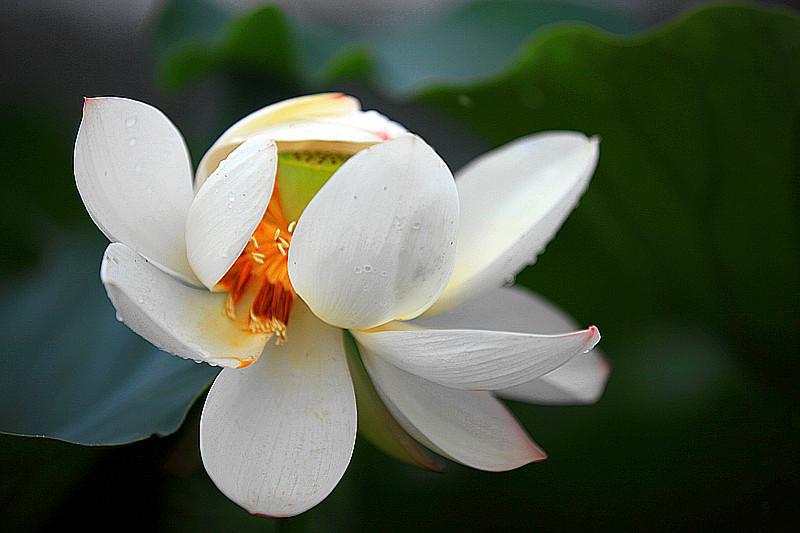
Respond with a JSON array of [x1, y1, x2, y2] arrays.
[[74, 93, 608, 517]]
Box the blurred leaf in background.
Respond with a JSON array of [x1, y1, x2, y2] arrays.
[[2, 0, 798, 531]]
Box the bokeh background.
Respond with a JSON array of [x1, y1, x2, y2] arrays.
[[2, 0, 799, 531]]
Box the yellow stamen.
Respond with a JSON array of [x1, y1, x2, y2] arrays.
[[215, 188, 294, 344]]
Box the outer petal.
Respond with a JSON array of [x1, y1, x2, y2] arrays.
[[288, 134, 459, 330], [100, 243, 270, 369], [417, 285, 610, 404], [426, 132, 600, 314], [499, 352, 610, 404], [360, 346, 545, 471], [195, 93, 406, 189], [185, 136, 277, 290], [352, 323, 599, 391], [200, 303, 356, 517], [75, 97, 199, 284]]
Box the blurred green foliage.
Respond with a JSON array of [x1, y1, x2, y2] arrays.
[[1, 1, 798, 531]]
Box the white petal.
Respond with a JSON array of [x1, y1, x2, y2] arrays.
[[499, 351, 610, 404], [426, 132, 599, 314], [185, 136, 277, 289], [209, 93, 361, 146], [200, 303, 356, 517], [360, 347, 545, 471], [288, 134, 459, 330], [416, 285, 609, 403], [195, 94, 405, 188], [343, 332, 443, 471], [100, 243, 269, 369], [352, 322, 599, 391], [75, 97, 199, 285]]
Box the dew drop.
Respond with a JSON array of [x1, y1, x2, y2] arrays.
[[128, 137, 137, 146], [115, 312, 124, 322], [138, 297, 144, 304], [354, 267, 362, 274], [503, 275, 515, 286], [134, 162, 142, 172], [228, 192, 235, 202], [363, 265, 373, 273], [221, 248, 229, 258], [411, 222, 421, 230], [380, 271, 387, 277], [125, 116, 136, 127]]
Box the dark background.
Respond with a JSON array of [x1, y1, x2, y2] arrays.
[[2, 1, 800, 531]]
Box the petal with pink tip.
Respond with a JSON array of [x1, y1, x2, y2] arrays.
[[360, 347, 545, 471], [352, 322, 599, 391], [75, 97, 199, 284]]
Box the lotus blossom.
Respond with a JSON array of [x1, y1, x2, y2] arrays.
[[74, 93, 609, 517]]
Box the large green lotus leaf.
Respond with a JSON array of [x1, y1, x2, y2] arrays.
[[419, 3, 800, 382], [0, 235, 219, 446], [155, 0, 643, 94]]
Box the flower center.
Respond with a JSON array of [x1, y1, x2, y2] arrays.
[[215, 149, 352, 345], [215, 190, 295, 344]]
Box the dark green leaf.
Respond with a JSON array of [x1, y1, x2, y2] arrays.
[[0, 236, 218, 445]]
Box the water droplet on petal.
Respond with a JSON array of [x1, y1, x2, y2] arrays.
[[503, 275, 515, 286], [363, 265, 373, 273], [128, 137, 137, 146], [134, 162, 142, 172], [411, 222, 421, 230], [125, 116, 136, 127], [115, 312, 123, 322], [354, 267, 362, 274], [228, 192, 235, 202], [138, 297, 144, 304]]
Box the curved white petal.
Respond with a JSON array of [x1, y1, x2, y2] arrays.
[[75, 97, 199, 285], [343, 332, 443, 471], [100, 243, 269, 369], [360, 347, 545, 471], [186, 136, 277, 289], [200, 303, 356, 517], [352, 322, 598, 391], [426, 132, 600, 314], [211, 93, 361, 145], [288, 134, 459, 330], [196, 93, 406, 189], [415, 285, 610, 403], [499, 351, 610, 404]]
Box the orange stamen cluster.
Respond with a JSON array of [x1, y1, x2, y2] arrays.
[[216, 190, 295, 344]]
